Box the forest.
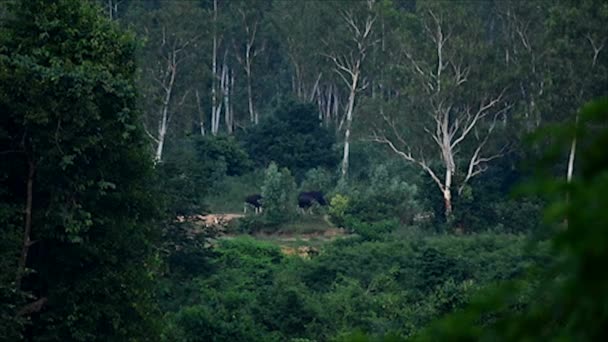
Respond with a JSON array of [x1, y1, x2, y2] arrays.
[[0, 0, 607, 341]]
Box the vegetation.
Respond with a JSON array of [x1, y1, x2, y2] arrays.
[[0, 0, 606, 341]]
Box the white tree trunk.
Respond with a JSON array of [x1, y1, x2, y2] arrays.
[[222, 61, 232, 134], [155, 60, 176, 162], [567, 135, 577, 183], [211, 0, 218, 131], [341, 71, 359, 178], [443, 168, 453, 217], [195, 90, 205, 136], [247, 67, 256, 124]]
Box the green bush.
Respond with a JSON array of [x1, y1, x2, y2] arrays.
[[330, 165, 419, 228], [329, 194, 350, 227], [260, 162, 297, 227], [346, 218, 399, 241]]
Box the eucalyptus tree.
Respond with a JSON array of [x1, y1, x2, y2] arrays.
[[323, 0, 379, 178], [133, 1, 205, 162], [494, 1, 549, 133], [544, 0, 608, 182], [372, 1, 511, 218], [229, 0, 271, 125], [270, 1, 326, 103]]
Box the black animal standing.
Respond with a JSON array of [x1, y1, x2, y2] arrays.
[[298, 191, 327, 213], [244, 194, 263, 214]]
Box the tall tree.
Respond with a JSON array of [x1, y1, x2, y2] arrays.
[[372, 2, 510, 218], [544, 0, 608, 182], [135, 1, 204, 162], [0, 0, 160, 339], [325, 0, 378, 178], [231, 0, 268, 125]]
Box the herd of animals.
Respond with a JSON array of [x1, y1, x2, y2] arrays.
[[244, 191, 327, 214]]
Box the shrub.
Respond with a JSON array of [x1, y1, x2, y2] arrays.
[[329, 194, 350, 227], [331, 165, 420, 228], [346, 218, 399, 241], [261, 162, 297, 227]]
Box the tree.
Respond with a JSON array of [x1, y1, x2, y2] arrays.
[[414, 98, 608, 341], [0, 0, 160, 339], [325, 0, 378, 178], [260, 162, 297, 226], [544, 0, 608, 183], [231, 0, 269, 125], [372, 2, 510, 219], [135, 1, 204, 162], [243, 100, 338, 180]]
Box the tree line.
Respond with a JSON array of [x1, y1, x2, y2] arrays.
[[0, 0, 607, 340], [105, 0, 605, 217]]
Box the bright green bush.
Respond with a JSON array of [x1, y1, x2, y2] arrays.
[[329, 194, 350, 227], [260, 162, 297, 227], [330, 165, 419, 228]]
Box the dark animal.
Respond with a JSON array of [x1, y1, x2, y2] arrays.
[[244, 194, 263, 214], [298, 191, 327, 213]]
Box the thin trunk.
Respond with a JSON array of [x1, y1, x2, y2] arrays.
[[223, 62, 232, 134], [341, 128, 351, 178], [333, 88, 339, 127], [567, 136, 577, 183], [230, 73, 235, 131], [443, 168, 453, 217], [567, 115, 579, 183], [565, 116, 578, 228], [309, 73, 322, 102], [155, 111, 167, 162], [155, 62, 175, 162], [16, 159, 35, 290], [195, 90, 205, 136], [211, 0, 218, 127], [246, 64, 256, 125], [341, 71, 359, 178]]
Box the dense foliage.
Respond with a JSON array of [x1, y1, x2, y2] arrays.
[[0, 0, 161, 340], [243, 100, 338, 180], [0, 0, 606, 341], [162, 233, 550, 341]]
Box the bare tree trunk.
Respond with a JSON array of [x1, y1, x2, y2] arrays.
[[16, 159, 35, 290], [443, 169, 453, 217], [230, 73, 235, 131], [195, 90, 205, 136], [328, 7, 376, 178], [247, 66, 256, 124], [211, 0, 218, 129], [567, 114, 579, 183], [222, 60, 232, 134], [341, 71, 359, 178], [567, 136, 577, 183], [234, 9, 263, 126], [155, 60, 176, 162], [107, 0, 121, 20]]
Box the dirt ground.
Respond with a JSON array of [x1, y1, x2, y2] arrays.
[[179, 213, 350, 257]]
